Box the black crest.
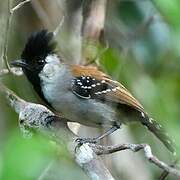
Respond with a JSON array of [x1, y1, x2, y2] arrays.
[[19, 30, 57, 106], [21, 30, 57, 61]]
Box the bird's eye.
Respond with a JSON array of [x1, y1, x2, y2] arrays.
[[37, 59, 45, 65]]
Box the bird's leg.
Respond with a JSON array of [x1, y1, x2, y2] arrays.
[[76, 125, 120, 145], [95, 125, 120, 141]]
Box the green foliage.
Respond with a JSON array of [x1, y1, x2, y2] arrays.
[[0, 130, 86, 180], [154, 0, 180, 28], [1, 130, 54, 180]]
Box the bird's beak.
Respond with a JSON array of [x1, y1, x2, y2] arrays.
[[10, 59, 28, 69]]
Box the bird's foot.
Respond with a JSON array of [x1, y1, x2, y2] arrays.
[[75, 137, 98, 145]]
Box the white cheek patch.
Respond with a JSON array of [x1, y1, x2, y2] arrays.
[[45, 54, 60, 64], [40, 54, 61, 80], [42, 64, 55, 78]]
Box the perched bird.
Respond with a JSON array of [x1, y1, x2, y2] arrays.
[[11, 30, 175, 153]]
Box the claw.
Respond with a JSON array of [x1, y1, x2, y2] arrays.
[[75, 137, 98, 145], [74, 137, 100, 153]]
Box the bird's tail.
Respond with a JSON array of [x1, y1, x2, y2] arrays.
[[140, 112, 176, 154]]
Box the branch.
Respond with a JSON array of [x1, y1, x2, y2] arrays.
[[90, 143, 180, 177], [2, 0, 30, 76], [1, 83, 180, 178], [159, 159, 179, 180], [10, 0, 31, 13], [75, 144, 114, 180], [0, 83, 114, 180], [3, 0, 13, 73], [53, 16, 65, 37]]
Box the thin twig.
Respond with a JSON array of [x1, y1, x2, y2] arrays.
[[10, 0, 31, 13], [38, 160, 55, 180], [3, 0, 13, 73], [53, 16, 65, 37], [2, 0, 30, 75], [159, 159, 179, 180], [90, 143, 180, 177]]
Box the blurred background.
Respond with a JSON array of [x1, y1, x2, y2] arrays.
[[0, 0, 180, 179]]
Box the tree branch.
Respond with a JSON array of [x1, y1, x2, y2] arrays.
[[90, 143, 180, 177], [3, 0, 13, 73], [1, 83, 180, 178], [0, 83, 114, 180], [10, 0, 31, 13]]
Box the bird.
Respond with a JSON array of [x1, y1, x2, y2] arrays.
[[11, 29, 175, 153]]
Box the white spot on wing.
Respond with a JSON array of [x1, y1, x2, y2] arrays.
[[102, 90, 107, 94], [149, 118, 153, 123], [78, 82, 82, 85], [95, 92, 102, 95], [141, 112, 145, 118]]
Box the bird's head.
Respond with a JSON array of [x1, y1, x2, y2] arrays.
[[11, 30, 58, 82]]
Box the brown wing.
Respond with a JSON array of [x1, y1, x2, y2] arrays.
[[71, 65, 145, 112], [71, 65, 177, 154]]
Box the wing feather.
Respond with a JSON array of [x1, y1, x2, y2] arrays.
[[71, 65, 144, 112]]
